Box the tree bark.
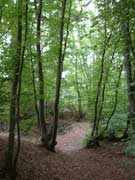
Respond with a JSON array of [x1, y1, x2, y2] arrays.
[[6, 0, 23, 178], [30, 47, 40, 126], [91, 24, 113, 137], [75, 58, 83, 121], [13, 0, 29, 171], [49, 0, 71, 151], [36, 0, 48, 146], [123, 10, 135, 132]]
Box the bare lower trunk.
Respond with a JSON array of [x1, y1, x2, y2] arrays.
[[123, 7, 135, 132], [49, 0, 72, 151], [75, 58, 83, 121], [30, 48, 40, 126], [36, 0, 48, 146], [6, 0, 23, 178]]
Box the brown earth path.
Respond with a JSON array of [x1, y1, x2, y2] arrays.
[[0, 122, 135, 180], [56, 122, 89, 153]]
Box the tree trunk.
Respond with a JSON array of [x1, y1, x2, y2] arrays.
[[30, 47, 40, 127], [49, 0, 68, 151], [36, 0, 48, 146], [123, 13, 135, 132], [91, 25, 113, 137], [75, 58, 83, 121], [6, 0, 23, 178], [13, 0, 29, 171]]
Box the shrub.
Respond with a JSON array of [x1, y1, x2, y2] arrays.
[[125, 135, 135, 157], [20, 118, 37, 135], [84, 132, 100, 148]]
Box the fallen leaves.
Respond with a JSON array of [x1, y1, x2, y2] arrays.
[[0, 122, 135, 180]]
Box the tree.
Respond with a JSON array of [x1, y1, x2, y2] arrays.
[[6, 0, 23, 178], [35, 0, 48, 147], [49, 0, 72, 151], [122, 0, 135, 133]]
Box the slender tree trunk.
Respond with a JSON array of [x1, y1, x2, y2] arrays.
[[30, 48, 40, 126], [91, 26, 106, 137], [75, 58, 83, 121], [99, 64, 123, 136], [49, 0, 71, 151], [36, 0, 48, 146], [13, 0, 29, 171], [123, 11, 135, 132], [96, 48, 117, 135], [91, 25, 113, 137], [6, 0, 23, 179]]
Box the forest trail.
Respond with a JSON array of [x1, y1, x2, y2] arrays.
[[56, 122, 88, 153], [0, 121, 88, 153], [0, 122, 135, 180]]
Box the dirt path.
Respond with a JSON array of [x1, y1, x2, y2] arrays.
[[57, 122, 88, 153], [0, 122, 135, 180], [0, 122, 89, 153]]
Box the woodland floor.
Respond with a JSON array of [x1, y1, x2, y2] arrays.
[[0, 121, 135, 180]]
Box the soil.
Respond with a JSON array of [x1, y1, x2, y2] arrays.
[[0, 122, 135, 180]]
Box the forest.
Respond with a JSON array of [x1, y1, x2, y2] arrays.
[[0, 0, 135, 179]]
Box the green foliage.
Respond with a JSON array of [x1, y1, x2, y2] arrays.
[[83, 132, 91, 147], [104, 114, 128, 138], [125, 135, 135, 157], [0, 0, 135, 156], [84, 133, 100, 148], [20, 118, 37, 135], [83, 125, 100, 148]]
